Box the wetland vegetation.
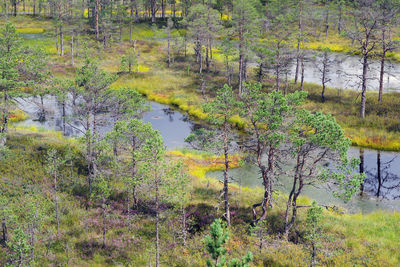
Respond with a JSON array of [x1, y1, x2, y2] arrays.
[[0, 0, 400, 266]]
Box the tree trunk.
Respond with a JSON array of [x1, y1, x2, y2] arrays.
[[359, 148, 365, 195], [30, 223, 35, 263], [161, 0, 165, 19], [130, 3, 133, 42], [1, 92, 9, 135], [360, 52, 368, 119], [294, 1, 303, 84], [167, 28, 171, 67], [300, 44, 305, 91], [284, 153, 305, 238], [252, 140, 274, 222], [181, 194, 186, 246], [155, 173, 160, 267], [60, 24, 64, 56], [379, 30, 386, 103], [223, 122, 230, 225], [199, 43, 203, 74], [205, 40, 209, 72], [95, 0, 100, 40], [238, 21, 244, 95], [54, 159, 60, 237], [102, 197, 106, 248], [321, 52, 328, 103], [337, 4, 342, 34], [62, 101, 66, 134], [71, 35, 74, 66], [151, 0, 156, 23], [1, 219, 7, 245], [275, 43, 281, 91], [324, 5, 329, 39]]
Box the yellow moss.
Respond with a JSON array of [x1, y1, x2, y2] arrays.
[[16, 27, 45, 34]]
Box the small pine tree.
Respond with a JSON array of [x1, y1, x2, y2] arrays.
[[204, 219, 229, 267], [120, 47, 138, 73], [204, 219, 253, 267], [305, 201, 324, 267]]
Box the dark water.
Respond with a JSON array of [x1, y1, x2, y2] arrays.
[[14, 95, 400, 213]]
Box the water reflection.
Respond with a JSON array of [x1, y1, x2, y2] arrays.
[[208, 147, 400, 213], [258, 50, 400, 92], [14, 96, 204, 149], [359, 148, 400, 200]]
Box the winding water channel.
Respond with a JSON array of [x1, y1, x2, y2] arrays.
[[13, 95, 400, 214]]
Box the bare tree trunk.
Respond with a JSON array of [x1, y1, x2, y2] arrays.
[[321, 51, 328, 102], [62, 102, 66, 134], [223, 122, 230, 225], [275, 43, 281, 91], [167, 27, 171, 67], [284, 72, 288, 96], [238, 21, 244, 95], [360, 53, 368, 118], [161, 0, 165, 19], [205, 40, 209, 72], [130, 4, 133, 43], [95, 0, 100, 40], [60, 24, 64, 56], [300, 45, 305, 91], [54, 159, 60, 237], [239, 53, 244, 95], [181, 195, 186, 246], [155, 173, 160, 267], [294, 1, 303, 84], [337, 3, 342, 34], [71, 35, 74, 66], [1, 92, 9, 135], [55, 26, 59, 55], [1, 219, 7, 245], [199, 44, 203, 74], [102, 197, 106, 248], [13, 1, 17, 16], [379, 30, 386, 103], [151, 0, 156, 23], [324, 5, 329, 39], [284, 154, 304, 238]]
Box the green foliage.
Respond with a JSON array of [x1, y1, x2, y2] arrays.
[[51, 77, 75, 104], [292, 110, 365, 201], [204, 219, 229, 267], [186, 84, 240, 154], [228, 252, 253, 267], [120, 47, 138, 73], [107, 87, 148, 123], [304, 201, 324, 266], [204, 219, 253, 267], [7, 228, 31, 267]]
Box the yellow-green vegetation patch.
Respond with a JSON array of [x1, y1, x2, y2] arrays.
[[16, 27, 45, 34], [10, 109, 28, 122]]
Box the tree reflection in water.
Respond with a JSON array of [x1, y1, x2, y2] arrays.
[[360, 148, 400, 200]]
